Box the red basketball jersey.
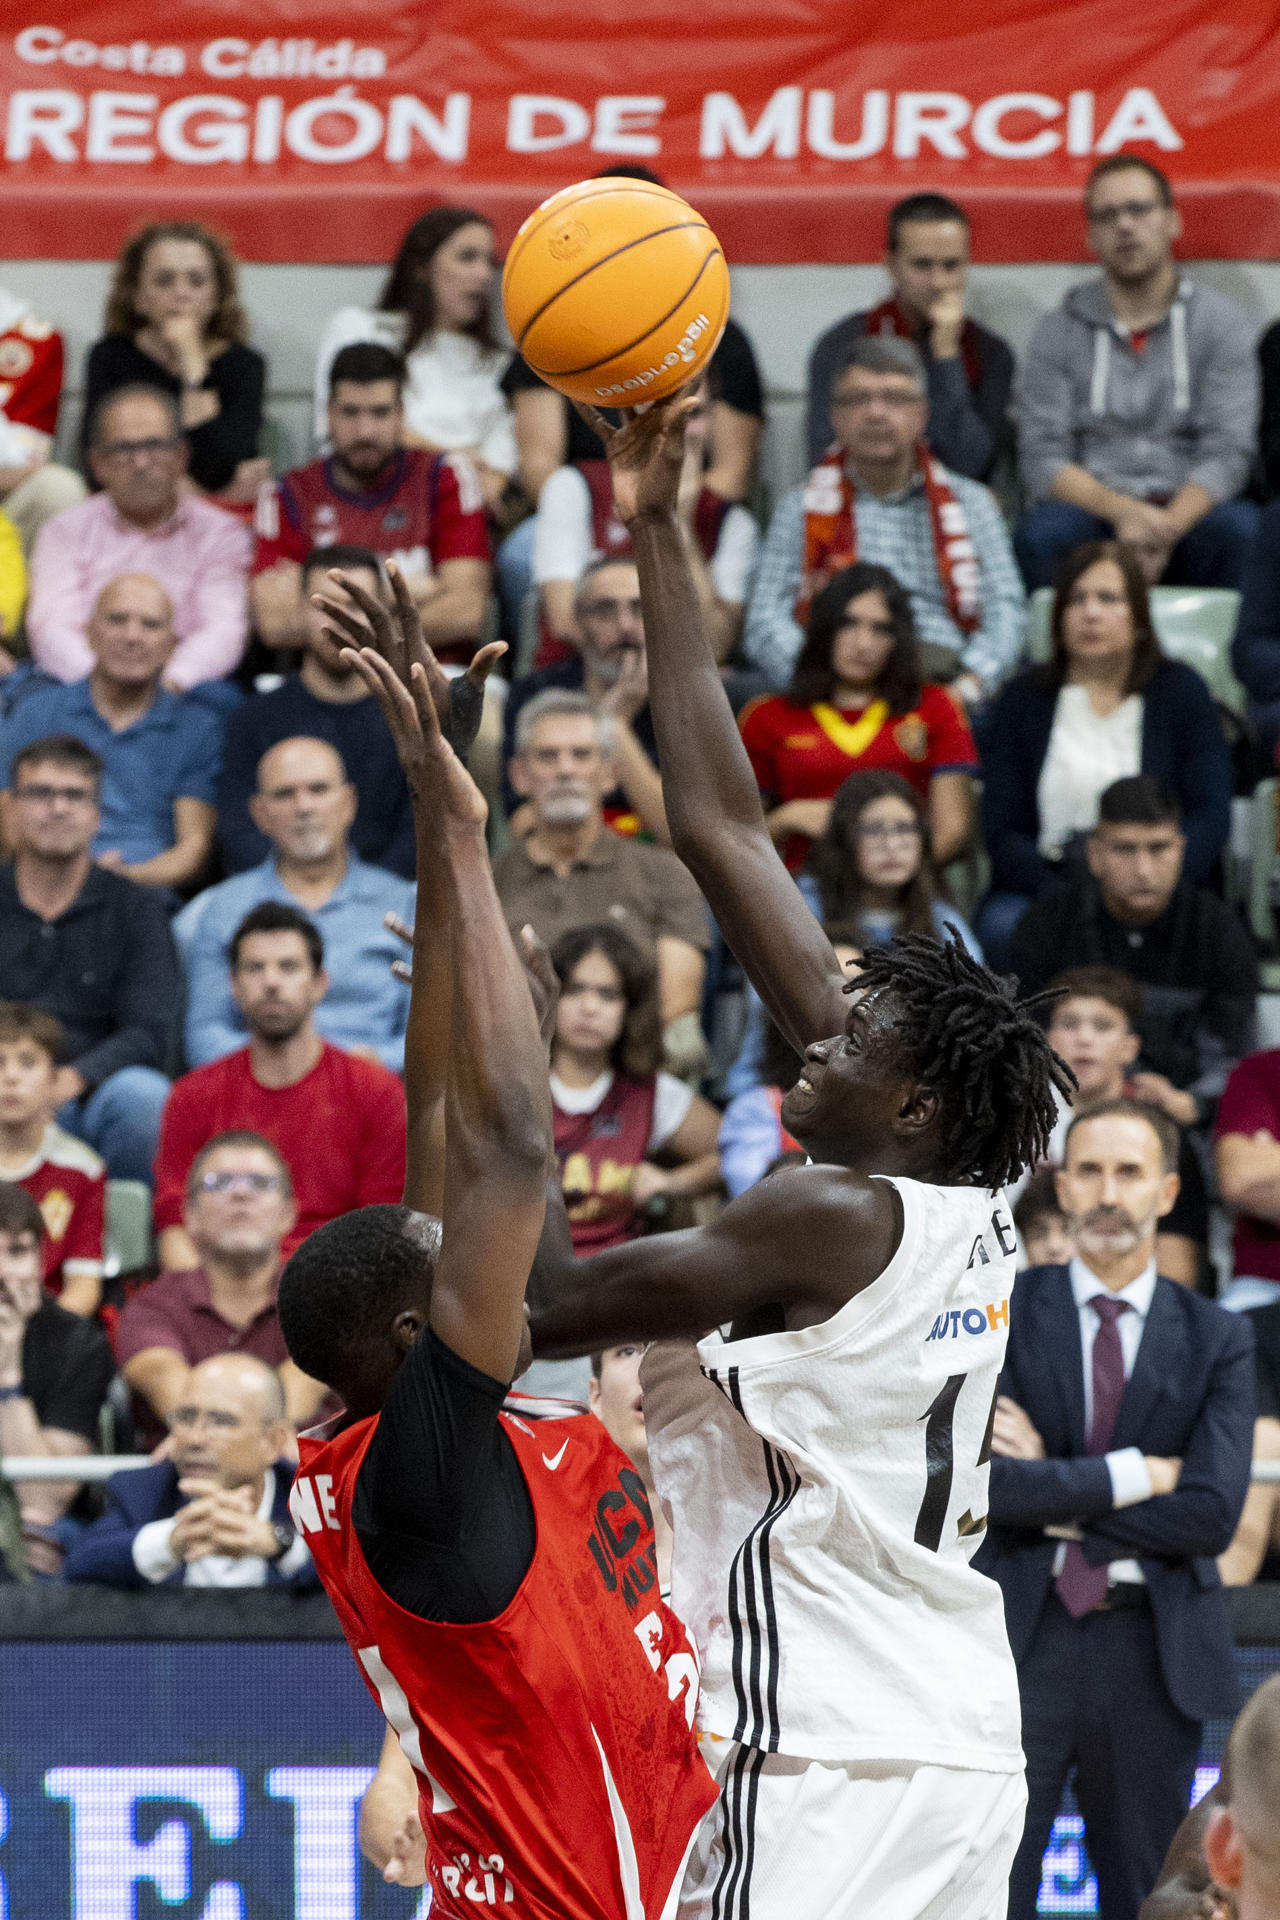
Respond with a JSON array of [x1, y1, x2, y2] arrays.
[[293, 1406, 715, 1919], [554, 1074, 658, 1255]]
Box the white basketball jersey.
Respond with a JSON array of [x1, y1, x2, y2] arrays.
[[642, 1174, 1023, 1772]]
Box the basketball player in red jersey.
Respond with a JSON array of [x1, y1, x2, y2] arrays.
[[276, 568, 715, 1920]]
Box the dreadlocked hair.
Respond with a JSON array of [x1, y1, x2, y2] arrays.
[[851, 932, 1076, 1191]]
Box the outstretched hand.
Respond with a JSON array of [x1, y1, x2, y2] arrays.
[[571, 391, 698, 526], [312, 562, 505, 762], [318, 569, 487, 828]]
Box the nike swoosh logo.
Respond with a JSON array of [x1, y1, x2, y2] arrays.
[[542, 1440, 569, 1471]]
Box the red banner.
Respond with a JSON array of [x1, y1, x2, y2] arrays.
[[3, 1, 1280, 264]]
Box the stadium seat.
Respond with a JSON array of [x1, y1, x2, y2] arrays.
[[256, 412, 294, 477], [104, 1180, 153, 1280], [1024, 585, 1246, 712]]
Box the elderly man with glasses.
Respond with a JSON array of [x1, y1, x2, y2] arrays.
[[25, 383, 253, 692], [114, 1130, 329, 1450], [65, 1347, 318, 1590], [1015, 157, 1259, 592]]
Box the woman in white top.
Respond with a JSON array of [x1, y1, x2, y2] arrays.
[[977, 539, 1232, 965], [548, 923, 722, 1258], [314, 206, 516, 512]]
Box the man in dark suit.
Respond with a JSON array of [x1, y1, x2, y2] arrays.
[[976, 1097, 1255, 1920], [64, 1352, 314, 1589]]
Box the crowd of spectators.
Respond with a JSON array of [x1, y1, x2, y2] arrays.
[[0, 148, 1278, 1669]]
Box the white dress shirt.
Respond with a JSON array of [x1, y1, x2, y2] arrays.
[[1059, 1254, 1158, 1584], [132, 1471, 312, 1588]]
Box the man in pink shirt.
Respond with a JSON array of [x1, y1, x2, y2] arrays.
[[26, 386, 252, 692]]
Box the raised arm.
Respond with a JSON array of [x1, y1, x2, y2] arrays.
[[586, 396, 847, 1056], [427, 722, 552, 1381], [313, 564, 504, 1216], [331, 586, 551, 1384]]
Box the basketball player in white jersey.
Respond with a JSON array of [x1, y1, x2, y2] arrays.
[[530, 394, 1075, 1920]]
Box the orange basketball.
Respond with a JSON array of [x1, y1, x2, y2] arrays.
[[502, 178, 730, 407]]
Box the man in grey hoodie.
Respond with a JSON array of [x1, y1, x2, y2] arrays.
[[1015, 156, 1258, 593]]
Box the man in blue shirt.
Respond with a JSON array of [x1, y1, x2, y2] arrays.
[[175, 734, 413, 1073], [0, 572, 220, 892], [217, 545, 415, 878]]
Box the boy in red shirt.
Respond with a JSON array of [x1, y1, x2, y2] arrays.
[[0, 1002, 104, 1315]]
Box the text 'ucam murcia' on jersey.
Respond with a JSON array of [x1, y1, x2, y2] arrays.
[[642, 1175, 1024, 1772]]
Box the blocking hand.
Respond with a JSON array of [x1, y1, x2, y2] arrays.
[[316, 567, 488, 829], [312, 561, 505, 764]]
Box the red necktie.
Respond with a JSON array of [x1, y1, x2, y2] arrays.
[[1055, 1295, 1131, 1619]]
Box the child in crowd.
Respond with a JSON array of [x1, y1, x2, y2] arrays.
[[1030, 966, 1209, 1287], [549, 924, 722, 1256], [0, 1003, 105, 1316], [1012, 1172, 1074, 1268]]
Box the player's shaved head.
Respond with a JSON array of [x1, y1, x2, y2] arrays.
[[278, 1204, 441, 1417]]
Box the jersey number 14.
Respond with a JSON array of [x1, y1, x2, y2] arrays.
[[914, 1373, 997, 1553]]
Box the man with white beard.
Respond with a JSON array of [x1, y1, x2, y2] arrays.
[[492, 689, 710, 1073], [977, 1099, 1255, 1920]]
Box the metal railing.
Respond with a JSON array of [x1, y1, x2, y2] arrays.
[[3, 1456, 1280, 1483]]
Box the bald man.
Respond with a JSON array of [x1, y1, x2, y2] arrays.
[[0, 570, 222, 889], [175, 733, 415, 1072], [64, 1352, 317, 1588], [1205, 1677, 1280, 1919]]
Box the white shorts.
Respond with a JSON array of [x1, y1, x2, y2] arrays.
[[678, 1744, 1027, 1920]]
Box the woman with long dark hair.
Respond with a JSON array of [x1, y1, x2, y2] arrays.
[[802, 769, 982, 952], [84, 222, 266, 500], [977, 539, 1232, 964], [724, 772, 981, 1098], [549, 924, 721, 1255], [739, 561, 977, 870], [314, 206, 515, 513]]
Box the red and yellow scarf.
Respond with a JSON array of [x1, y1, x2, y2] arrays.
[[797, 441, 981, 634]]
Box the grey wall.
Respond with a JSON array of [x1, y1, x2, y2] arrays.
[[6, 256, 1278, 507]]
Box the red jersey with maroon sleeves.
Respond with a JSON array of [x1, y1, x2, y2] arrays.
[[253, 448, 489, 579], [293, 1403, 715, 1920]]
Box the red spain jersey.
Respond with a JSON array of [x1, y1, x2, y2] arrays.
[[293, 1407, 715, 1920], [8, 1123, 105, 1295], [739, 684, 978, 869]]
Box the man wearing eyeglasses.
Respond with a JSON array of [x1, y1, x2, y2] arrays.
[[114, 1131, 329, 1450], [0, 734, 179, 1182], [744, 334, 1026, 704], [1015, 157, 1259, 593], [64, 1350, 318, 1591], [501, 556, 671, 838], [25, 384, 253, 691]]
